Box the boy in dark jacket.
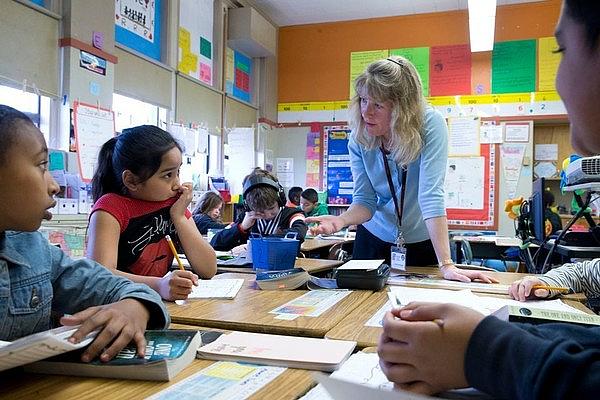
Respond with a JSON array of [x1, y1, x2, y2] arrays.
[[210, 169, 307, 251]]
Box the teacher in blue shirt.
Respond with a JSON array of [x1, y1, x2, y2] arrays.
[[307, 56, 495, 283]]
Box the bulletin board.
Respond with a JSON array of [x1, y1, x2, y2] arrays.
[[115, 0, 161, 61], [73, 102, 116, 183], [447, 144, 499, 230]]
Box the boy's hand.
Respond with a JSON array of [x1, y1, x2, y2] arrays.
[[378, 302, 484, 395], [509, 276, 549, 301], [305, 215, 345, 235], [240, 211, 259, 231], [170, 182, 193, 222], [60, 298, 150, 363], [157, 270, 199, 301]]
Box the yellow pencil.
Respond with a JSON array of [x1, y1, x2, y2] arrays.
[[165, 235, 185, 271], [532, 285, 570, 293]]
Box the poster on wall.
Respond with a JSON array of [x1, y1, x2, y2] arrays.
[[73, 102, 116, 182], [306, 128, 321, 189], [447, 144, 497, 230], [115, 0, 161, 61], [232, 51, 252, 103], [444, 157, 485, 209], [324, 127, 353, 204], [178, 0, 214, 85]]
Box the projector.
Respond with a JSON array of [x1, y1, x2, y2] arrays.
[[565, 156, 600, 185]]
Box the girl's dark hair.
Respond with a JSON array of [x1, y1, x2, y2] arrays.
[[92, 125, 182, 201], [565, 0, 600, 50], [0, 105, 34, 166], [193, 191, 224, 220]]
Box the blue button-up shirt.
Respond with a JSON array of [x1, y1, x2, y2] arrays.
[[0, 230, 169, 341]]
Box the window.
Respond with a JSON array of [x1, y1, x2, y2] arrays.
[[112, 93, 167, 132], [0, 84, 51, 143]]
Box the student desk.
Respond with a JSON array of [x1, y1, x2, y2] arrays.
[[325, 267, 591, 349], [166, 273, 372, 338], [453, 235, 522, 264], [300, 237, 354, 259], [216, 257, 343, 274], [1, 325, 314, 400]]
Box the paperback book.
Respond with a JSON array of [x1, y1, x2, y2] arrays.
[[25, 330, 222, 381]]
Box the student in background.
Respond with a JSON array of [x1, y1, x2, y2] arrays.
[[286, 186, 302, 208], [88, 126, 216, 301], [543, 190, 563, 235], [211, 168, 307, 250], [0, 105, 169, 362], [192, 191, 226, 235], [305, 55, 493, 283], [300, 188, 330, 217], [378, 2, 600, 397]]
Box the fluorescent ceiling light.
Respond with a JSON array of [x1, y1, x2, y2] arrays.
[[468, 0, 497, 52]]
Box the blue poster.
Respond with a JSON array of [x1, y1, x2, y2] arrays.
[[115, 0, 161, 61], [232, 51, 252, 103], [326, 129, 353, 204]]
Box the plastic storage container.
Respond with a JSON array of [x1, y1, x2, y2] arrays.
[[249, 232, 299, 271]]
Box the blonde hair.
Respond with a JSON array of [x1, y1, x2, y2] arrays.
[[350, 55, 425, 166]]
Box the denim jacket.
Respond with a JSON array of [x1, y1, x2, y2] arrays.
[[0, 231, 170, 341]]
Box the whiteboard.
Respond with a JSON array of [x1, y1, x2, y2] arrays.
[[74, 102, 115, 182]]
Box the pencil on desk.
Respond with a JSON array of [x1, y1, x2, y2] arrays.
[[165, 235, 185, 271], [532, 285, 570, 293]]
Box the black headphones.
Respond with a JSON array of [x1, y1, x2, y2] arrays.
[[242, 175, 286, 210]]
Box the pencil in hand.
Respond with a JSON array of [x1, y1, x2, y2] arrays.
[[532, 285, 571, 293], [165, 234, 185, 271]]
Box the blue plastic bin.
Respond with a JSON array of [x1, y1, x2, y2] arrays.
[[250, 232, 299, 271]]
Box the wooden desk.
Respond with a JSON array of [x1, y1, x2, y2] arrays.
[[2, 351, 312, 400], [301, 237, 350, 252], [1, 324, 315, 400], [325, 267, 591, 348], [167, 273, 371, 337], [452, 235, 522, 265], [216, 257, 343, 275]]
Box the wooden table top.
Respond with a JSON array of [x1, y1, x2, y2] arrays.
[[301, 237, 353, 252], [167, 273, 372, 337], [217, 257, 343, 275], [2, 353, 313, 399], [1, 324, 316, 400], [326, 267, 592, 348]]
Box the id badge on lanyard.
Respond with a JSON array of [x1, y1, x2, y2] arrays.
[[381, 146, 408, 272], [390, 232, 406, 271]]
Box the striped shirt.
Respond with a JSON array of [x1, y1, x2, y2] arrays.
[[540, 258, 600, 298]]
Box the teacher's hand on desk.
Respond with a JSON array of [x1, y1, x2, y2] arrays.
[[378, 302, 484, 395], [306, 215, 345, 235], [440, 264, 499, 283]]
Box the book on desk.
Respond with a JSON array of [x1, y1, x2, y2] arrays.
[[24, 330, 222, 381], [197, 331, 356, 372]]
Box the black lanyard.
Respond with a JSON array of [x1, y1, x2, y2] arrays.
[[381, 147, 407, 228]]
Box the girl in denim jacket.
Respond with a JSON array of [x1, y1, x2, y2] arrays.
[[0, 105, 169, 362]]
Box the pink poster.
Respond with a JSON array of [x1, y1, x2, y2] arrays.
[[429, 44, 471, 96]]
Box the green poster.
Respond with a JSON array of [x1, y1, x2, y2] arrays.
[[200, 37, 212, 59], [349, 50, 389, 99], [492, 39, 536, 94], [390, 47, 430, 96]]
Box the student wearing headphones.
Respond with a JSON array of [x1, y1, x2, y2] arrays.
[[210, 168, 307, 251]]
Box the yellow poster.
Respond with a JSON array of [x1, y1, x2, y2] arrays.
[[349, 50, 389, 99], [538, 37, 561, 92], [178, 27, 191, 52]]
